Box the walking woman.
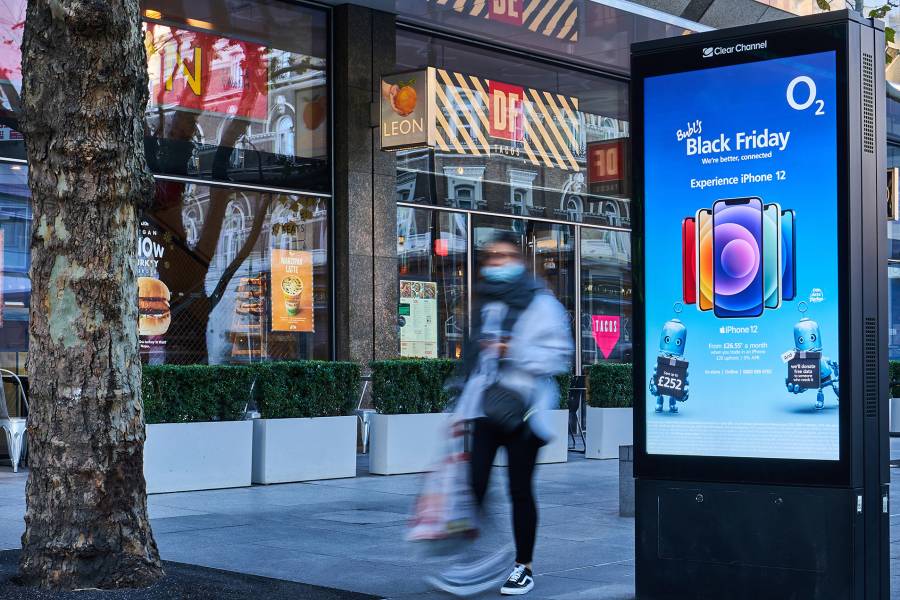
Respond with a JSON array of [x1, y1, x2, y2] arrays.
[[454, 231, 573, 596]]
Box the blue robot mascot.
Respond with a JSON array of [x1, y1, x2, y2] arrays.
[[785, 317, 839, 410], [650, 319, 689, 413]]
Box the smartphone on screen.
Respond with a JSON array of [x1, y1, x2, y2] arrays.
[[682, 217, 696, 304], [696, 208, 713, 311], [763, 203, 782, 309], [712, 197, 764, 318], [781, 209, 796, 300]]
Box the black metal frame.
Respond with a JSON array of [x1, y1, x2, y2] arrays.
[[630, 11, 855, 488]]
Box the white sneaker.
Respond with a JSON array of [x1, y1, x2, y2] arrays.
[[500, 564, 534, 595]]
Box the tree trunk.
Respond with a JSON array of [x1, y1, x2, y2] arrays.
[[18, 0, 163, 590]]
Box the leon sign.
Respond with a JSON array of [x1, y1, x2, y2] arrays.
[[381, 68, 436, 151]]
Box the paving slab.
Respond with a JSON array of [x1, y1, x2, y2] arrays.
[[0, 450, 896, 599]]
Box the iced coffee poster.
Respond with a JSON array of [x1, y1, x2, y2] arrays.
[[399, 280, 437, 358], [271, 248, 314, 333]]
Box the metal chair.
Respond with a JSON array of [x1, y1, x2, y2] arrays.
[[568, 375, 586, 453], [0, 369, 28, 472], [354, 376, 375, 454]]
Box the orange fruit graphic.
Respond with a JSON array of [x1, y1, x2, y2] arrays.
[[393, 85, 417, 116], [303, 95, 326, 130]]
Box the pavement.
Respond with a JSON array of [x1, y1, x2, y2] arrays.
[[0, 549, 379, 600], [0, 443, 898, 599]]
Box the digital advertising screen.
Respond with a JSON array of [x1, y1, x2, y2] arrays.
[[642, 50, 840, 461]]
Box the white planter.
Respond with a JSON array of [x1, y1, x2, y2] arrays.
[[890, 398, 900, 434], [495, 409, 569, 466], [144, 421, 252, 494], [369, 412, 451, 475], [585, 407, 633, 460], [252, 416, 357, 484]]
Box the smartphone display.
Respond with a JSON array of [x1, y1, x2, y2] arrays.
[[712, 197, 764, 318], [781, 209, 796, 300], [696, 209, 713, 311], [763, 203, 782, 309], [682, 217, 696, 304]]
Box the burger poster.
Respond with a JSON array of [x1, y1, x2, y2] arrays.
[[137, 221, 170, 358], [271, 248, 314, 332]]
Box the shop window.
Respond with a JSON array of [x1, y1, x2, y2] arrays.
[[396, 30, 629, 225], [581, 228, 632, 365], [141, 181, 330, 365], [397, 207, 467, 359], [140, 0, 329, 192], [0, 163, 30, 372]]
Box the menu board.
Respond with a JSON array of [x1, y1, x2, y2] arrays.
[[270, 248, 314, 332], [399, 280, 438, 358]]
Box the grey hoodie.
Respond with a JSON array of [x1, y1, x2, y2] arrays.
[[453, 291, 574, 442]]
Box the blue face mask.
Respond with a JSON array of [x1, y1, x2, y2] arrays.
[[481, 263, 525, 283]]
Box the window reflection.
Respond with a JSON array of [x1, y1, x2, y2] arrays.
[[142, 0, 328, 192], [0, 163, 29, 362], [142, 182, 330, 365], [581, 228, 632, 365], [394, 31, 630, 226], [398, 207, 468, 359]]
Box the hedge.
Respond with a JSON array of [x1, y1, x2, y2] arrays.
[[891, 361, 900, 398], [371, 359, 574, 414], [555, 373, 572, 409], [142, 365, 255, 424], [585, 362, 633, 408], [255, 361, 360, 419], [371, 359, 457, 415]]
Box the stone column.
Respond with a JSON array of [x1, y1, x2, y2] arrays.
[[333, 4, 399, 364]]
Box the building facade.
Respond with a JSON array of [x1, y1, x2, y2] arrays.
[[0, 0, 897, 413]]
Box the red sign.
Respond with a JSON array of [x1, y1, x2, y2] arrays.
[[488, 80, 525, 142], [591, 315, 621, 359], [146, 24, 269, 121], [588, 140, 626, 184], [489, 0, 524, 25]]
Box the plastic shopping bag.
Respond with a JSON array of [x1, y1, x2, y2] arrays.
[[407, 421, 478, 542]]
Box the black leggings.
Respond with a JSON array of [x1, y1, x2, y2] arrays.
[[470, 419, 541, 565]]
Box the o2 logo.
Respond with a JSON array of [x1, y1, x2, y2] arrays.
[[787, 75, 825, 115]]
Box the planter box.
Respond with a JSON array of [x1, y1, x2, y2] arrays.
[[495, 409, 569, 466], [145, 421, 252, 494], [252, 416, 357, 484], [585, 407, 633, 460], [891, 399, 900, 434], [369, 412, 451, 475]]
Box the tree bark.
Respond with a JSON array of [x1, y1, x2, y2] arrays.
[[18, 0, 163, 590]]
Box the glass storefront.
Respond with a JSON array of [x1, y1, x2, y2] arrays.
[[0, 0, 332, 376], [0, 0, 706, 383], [141, 182, 330, 364], [392, 28, 632, 371], [142, 0, 329, 192]]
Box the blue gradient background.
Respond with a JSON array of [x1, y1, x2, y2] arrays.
[[643, 52, 839, 458]]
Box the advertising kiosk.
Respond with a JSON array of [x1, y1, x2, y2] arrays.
[[631, 11, 889, 599]]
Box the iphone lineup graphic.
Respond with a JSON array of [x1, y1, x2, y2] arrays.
[[681, 197, 796, 318]]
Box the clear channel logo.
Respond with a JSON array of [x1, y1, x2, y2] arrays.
[[702, 40, 767, 58]]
